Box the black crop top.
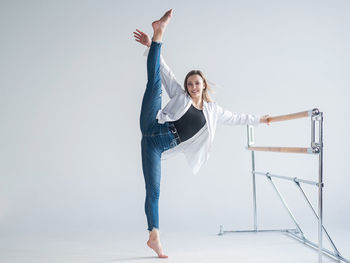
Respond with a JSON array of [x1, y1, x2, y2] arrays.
[[171, 104, 206, 143]]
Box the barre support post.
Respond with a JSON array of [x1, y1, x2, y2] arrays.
[[219, 108, 349, 263], [247, 125, 257, 231]]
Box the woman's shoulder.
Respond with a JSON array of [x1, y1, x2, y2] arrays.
[[204, 101, 221, 113], [205, 100, 218, 108]]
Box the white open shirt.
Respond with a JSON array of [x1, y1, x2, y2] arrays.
[[144, 48, 261, 174]]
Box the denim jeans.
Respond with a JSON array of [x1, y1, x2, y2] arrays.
[[139, 41, 178, 231]]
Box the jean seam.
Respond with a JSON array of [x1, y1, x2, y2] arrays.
[[143, 132, 171, 137]]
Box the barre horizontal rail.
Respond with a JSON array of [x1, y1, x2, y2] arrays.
[[267, 108, 319, 123], [247, 146, 317, 154], [254, 171, 319, 186]]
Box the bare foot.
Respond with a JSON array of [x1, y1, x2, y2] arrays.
[[151, 9, 173, 41], [147, 236, 168, 258]]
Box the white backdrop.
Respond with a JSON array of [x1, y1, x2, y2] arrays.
[[0, 0, 349, 256]]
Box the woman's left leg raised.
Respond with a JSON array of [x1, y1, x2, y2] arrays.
[[139, 9, 173, 134]]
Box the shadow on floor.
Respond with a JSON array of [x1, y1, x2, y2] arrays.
[[86, 256, 160, 262]]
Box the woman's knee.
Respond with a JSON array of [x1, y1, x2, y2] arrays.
[[146, 184, 160, 200]]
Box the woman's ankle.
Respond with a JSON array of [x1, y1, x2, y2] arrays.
[[149, 228, 160, 239], [152, 31, 163, 42], [151, 37, 163, 45]]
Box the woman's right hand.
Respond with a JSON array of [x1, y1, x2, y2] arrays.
[[133, 29, 151, 48]]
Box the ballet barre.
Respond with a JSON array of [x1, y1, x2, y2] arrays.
[[247, 146, 314, 154], [266, 109, 313, 123], [218, 108, 349, 263]]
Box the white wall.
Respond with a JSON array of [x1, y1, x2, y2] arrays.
[[0, 0, 349, 253]]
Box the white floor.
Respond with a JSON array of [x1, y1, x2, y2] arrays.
[[1, 231, 349, 263]]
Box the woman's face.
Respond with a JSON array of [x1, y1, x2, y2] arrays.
[[186, 74, 205, 100]]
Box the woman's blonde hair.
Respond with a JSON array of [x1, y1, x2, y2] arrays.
[[184, 70, 214, 102]]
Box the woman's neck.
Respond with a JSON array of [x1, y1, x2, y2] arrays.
[[192, 97, 203, 110]]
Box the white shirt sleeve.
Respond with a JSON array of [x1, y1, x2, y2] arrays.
[[216, 104, 261, 126], [143, 47, 185, 98]]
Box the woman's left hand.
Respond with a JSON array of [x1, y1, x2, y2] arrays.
[[260, 115, 270, 125]]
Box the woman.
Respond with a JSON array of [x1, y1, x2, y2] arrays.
[[134, 9, 270, 258]]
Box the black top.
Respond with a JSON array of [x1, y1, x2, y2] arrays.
[[171, 104, 206, 143]]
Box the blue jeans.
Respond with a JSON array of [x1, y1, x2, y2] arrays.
[[139, 41, 178, 231]]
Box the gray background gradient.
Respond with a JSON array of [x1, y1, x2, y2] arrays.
[[0, 0, 349, 258]]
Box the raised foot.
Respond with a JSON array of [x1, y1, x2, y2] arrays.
[[152, 9, 173, 33], [147, 239, 168, 258]]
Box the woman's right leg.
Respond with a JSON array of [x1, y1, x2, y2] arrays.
[[141, 137, 162, 232]]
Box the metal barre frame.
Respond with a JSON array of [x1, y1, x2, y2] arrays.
[[218, 108, 350, 263]]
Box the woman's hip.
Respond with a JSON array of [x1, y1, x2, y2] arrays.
[[141, 123, 178, 153]]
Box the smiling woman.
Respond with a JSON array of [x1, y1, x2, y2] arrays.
[[133, 8, 270, 259], [184, 70, 213, 109]]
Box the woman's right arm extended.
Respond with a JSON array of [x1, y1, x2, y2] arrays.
[[133, 29, 185, 98]]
